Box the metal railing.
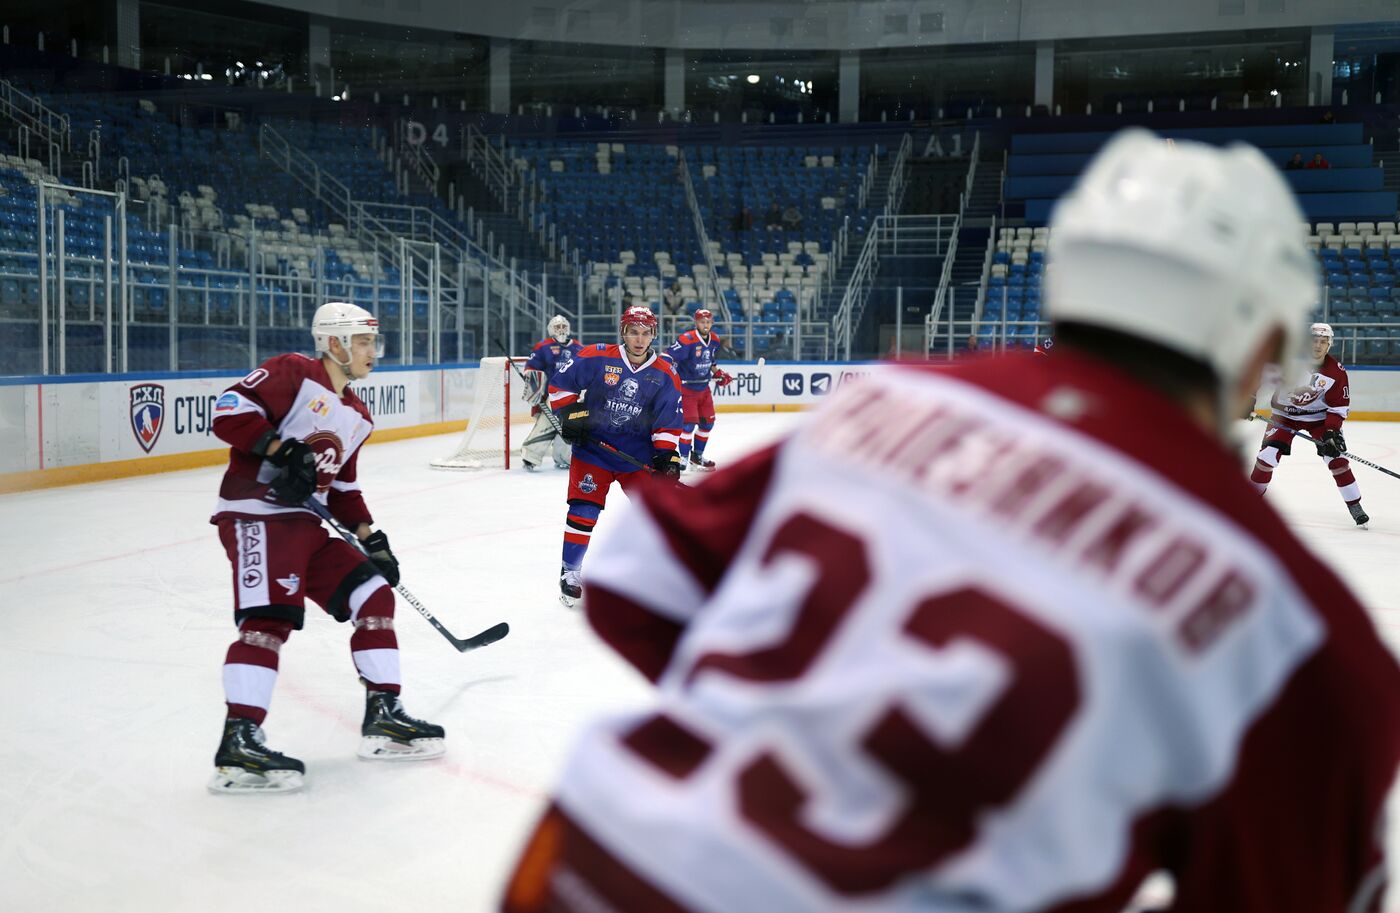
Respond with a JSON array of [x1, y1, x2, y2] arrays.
[[677, 149, 728, 321], [924, 134, 980, 353], [830, 134, 916, 358], [258, 123, 556, 343]]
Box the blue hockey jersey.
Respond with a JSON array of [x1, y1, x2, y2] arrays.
[[525, 336, 584, 375], [548, 344, 683, 473], [668, 329, 724, 389]]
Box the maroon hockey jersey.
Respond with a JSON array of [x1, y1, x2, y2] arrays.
[[210, 353, 374, 529], [504, 350, 1400, 913]]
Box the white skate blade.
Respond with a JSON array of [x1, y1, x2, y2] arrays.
[[208, 767, 304, 794], [358, 735, 446, 761]]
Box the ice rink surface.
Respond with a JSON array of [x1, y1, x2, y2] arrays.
[[3, 409, 1400, 912]]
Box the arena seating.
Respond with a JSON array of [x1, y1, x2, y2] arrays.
[[1009, 123, 1398, 223], [979, 220, 1399, 362]]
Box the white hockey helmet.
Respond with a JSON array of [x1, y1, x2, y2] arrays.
[[312, 301, 384, 362], [548, 314, 571, 341], [1311, 322, 1334, 339], [1046, 129, 1318, 397]]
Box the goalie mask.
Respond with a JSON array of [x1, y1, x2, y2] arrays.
[[548, 314, 571, 343]]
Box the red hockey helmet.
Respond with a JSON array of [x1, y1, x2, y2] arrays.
[[693, 308, 713, 322], [620, 305, 658, 335]]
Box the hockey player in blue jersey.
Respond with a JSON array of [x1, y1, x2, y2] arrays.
[[667, 308, 733, 472], [549, 306, 684, 605], [521, 314, 583, 471]]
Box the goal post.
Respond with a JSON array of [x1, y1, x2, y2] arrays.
[[430, 356, 537, 470]]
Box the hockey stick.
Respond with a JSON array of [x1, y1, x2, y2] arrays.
[[493, 339, 658, 474], [1249, 413, 1400, 481], [304, 499, 510, 652]]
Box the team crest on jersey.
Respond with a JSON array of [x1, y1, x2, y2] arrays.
[[603, 365, 622, 386], [579, 473, 597, 494], [619, 378, 639, 400], [1288, 375, 1326, 407], [303, 430, 346, 492], [306, 395, 331, 418], [129, 383, 165, 453]]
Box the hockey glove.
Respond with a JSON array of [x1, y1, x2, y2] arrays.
[[1317, 428, 1347, 459], [713, 369, 734, 388], [557, 406, 590, 445], [651, 450, 682, 479], [361, 530, 400, 587], [267, 438, 318, 504]]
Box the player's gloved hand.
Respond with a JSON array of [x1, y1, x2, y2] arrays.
[[651, 450, 682, 480], [361, 530, 400, 587], [266, 438, 318, 504], [713, 369, 734, 388], [1317, 428, 1347, 459], [556, 406, 590, 445]]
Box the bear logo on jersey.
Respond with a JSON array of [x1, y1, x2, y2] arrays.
[[1287, 375, 1326, 407], [129, 383, 166, 453], [302, 430, 346, 492], [579, 473, 597, 494]]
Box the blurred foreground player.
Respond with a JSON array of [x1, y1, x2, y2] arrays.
[[549, 306, 683, 606], [208, 302, 444, 794], [1250, 322, 1369, 527], [501, 131, 1400, 911], [522, 314, 583, 471], [667, 308, 732, 471]]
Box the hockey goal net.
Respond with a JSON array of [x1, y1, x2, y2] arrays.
[[430, 356, 537, 470]]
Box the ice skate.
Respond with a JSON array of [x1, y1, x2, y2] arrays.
[[560, 565, 582, 607], [554, 458, 571, 470], [358, 690, 446, 760], [689, 452, 716, 472], [209, 717, 305, 794], [1349, 501, 1369, 529], [523, 459, 538, 472]]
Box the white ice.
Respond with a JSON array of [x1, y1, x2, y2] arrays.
[[2, 412, 1398, 913]]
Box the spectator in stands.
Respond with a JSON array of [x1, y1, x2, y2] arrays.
[[764, 202, 785, 230], [965, 333, 981, 354], [729, 206, 753, 234], [1284, 153, 1306, 171], [662, 281, 684, 316], [782, 203, 803, 232], [1307, 152, 1331, 170]]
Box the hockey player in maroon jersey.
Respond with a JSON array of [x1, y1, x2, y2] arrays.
[[521, 314, 584, 471], [667, 308, 733, 471], [500, 131, 1400, 912], [548, 306, 684, 606], [1250, 322, 1369, 527], [207, 302, 444, 793]]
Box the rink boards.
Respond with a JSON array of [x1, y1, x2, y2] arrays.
[[6, 360, 1399, 493], [0, 360, 878, 491]]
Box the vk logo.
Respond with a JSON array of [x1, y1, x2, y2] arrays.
[[782, 373, 804, 395], [812, 373, 833, 395]]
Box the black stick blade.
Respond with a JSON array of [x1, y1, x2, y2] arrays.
[[454, 621, 510, 652]]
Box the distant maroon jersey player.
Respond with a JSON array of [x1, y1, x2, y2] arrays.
[[1250, 322, 1369, 527], [207, 301, 445, 794]]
